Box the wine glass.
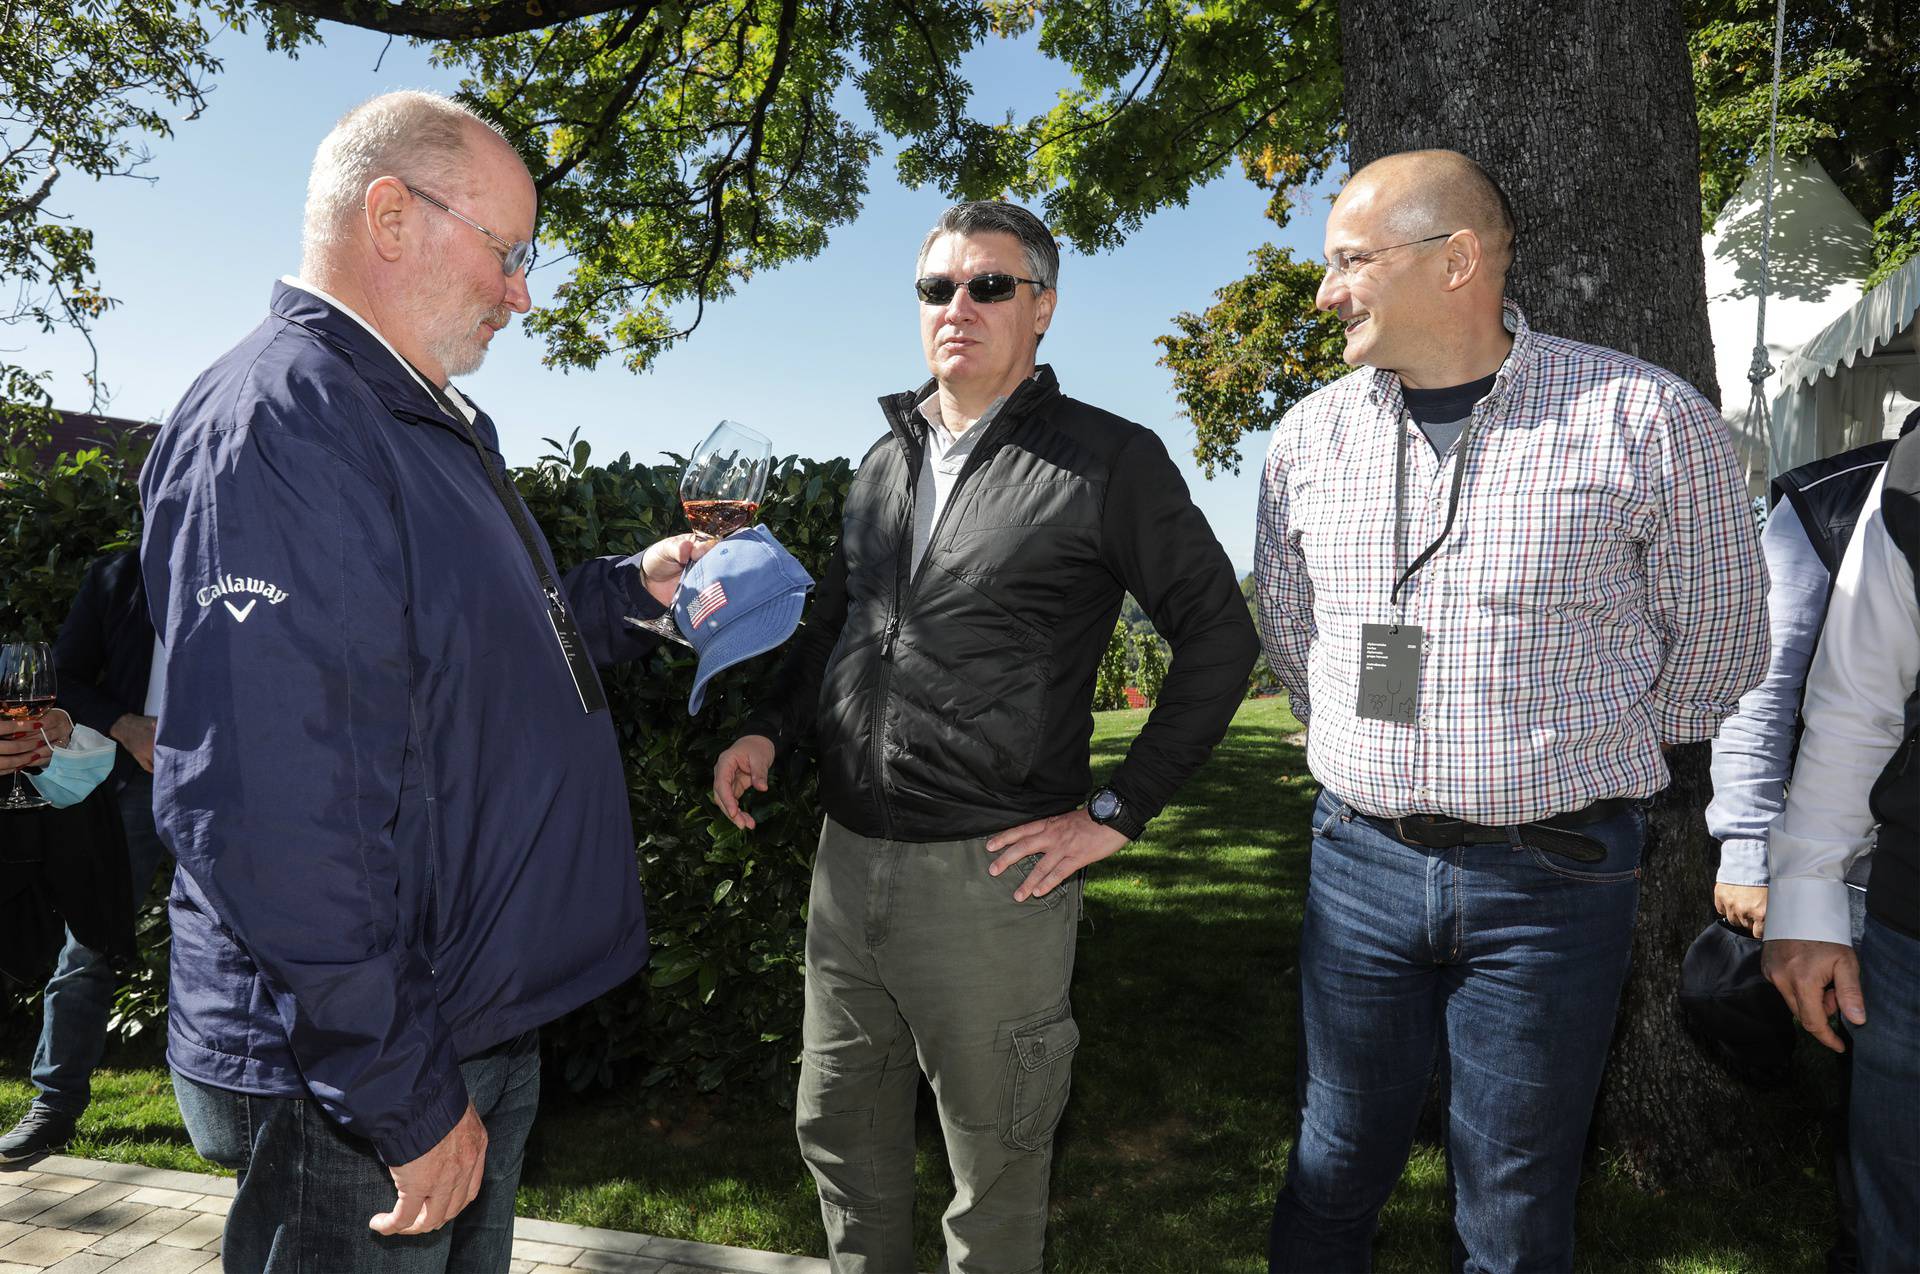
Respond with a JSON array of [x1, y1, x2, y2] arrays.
[[680, 421, 772, 540], [0, 641, 56, 812]]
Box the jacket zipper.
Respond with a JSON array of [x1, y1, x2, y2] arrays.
[[866, 390, 1035, 837]]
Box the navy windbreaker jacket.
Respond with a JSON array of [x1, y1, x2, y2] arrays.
[[140, 282, 658, 1164]]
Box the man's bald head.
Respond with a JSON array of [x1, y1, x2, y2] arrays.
[[1344, 150, 1517, 278], [1316, 148, 1520, 386]]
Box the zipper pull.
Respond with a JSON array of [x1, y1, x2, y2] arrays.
[[544, 585, 566, 615], [881, 615, 901, 660]]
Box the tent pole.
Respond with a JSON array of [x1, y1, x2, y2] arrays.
[[1746, 0, 1789, 486]]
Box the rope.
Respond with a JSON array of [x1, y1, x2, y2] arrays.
[[1745, 0, 1789, 486]]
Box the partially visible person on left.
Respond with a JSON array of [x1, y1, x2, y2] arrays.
[[0, 548, 170, 1166], [0, 706, 69, 775]]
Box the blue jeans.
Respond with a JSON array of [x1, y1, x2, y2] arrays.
[[31, 774, 171, 1116], [1851, 916, 1920, 1271], [173, 1030, 540, 1274], [1270, 790, 1643, 1274]]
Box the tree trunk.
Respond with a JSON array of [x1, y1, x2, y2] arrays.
[[1339, 0, 1765, 1188]]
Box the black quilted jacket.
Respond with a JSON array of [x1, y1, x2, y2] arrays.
[[745, 365, 1257, 843]]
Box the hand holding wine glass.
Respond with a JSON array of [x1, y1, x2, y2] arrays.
[[680, 421, 771, 540], [0, 641, 57, 810]]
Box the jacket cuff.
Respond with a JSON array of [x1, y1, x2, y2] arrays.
[[1714, 838, 1770, 886], [371, 1066, 470, 1167], [614, 553, 669, 622], [1764, 878, 1855, 947], [739, 715, 786, 759], [1104, 804, 1148, 841]]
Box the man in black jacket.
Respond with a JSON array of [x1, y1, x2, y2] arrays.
[[712, 201, 1258, 1274], [0, 548, 167, 1163]]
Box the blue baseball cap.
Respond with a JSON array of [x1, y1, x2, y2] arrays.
[[675, 526, 815, 714]]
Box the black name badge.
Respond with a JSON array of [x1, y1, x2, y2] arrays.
[[1357, 623, 1422, 725], [547, 605, 610, 715]]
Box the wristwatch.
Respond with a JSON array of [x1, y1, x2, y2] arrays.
[[1086, 785, 1145, 840]]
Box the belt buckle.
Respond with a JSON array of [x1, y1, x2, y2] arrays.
[[1393, 815, 1441, 848]]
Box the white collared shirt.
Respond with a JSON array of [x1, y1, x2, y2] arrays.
[[1767, 469, 1920, 945]]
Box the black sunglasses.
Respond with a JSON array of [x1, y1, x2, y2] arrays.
[[915, 273, 1048, 305]]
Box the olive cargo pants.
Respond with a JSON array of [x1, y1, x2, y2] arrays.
[[796, 817, 1083, 1274]]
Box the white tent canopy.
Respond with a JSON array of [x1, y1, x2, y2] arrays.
[[1703, 156, 1873, 482], [1771, 255, 1920, 471]]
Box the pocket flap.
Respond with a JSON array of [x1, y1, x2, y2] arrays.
[[1012, 1017, 1080, 1071]]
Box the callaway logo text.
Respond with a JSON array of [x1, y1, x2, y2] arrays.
[[197, 573, 291, 623]]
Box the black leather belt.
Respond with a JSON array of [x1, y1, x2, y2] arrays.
[[1353, 797, 1634, 864]]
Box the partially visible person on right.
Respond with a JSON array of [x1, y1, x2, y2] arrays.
[[1711, 323, 1920, 941], [1706, 409, 1918, 1271], [1763, 426, 1920, 1272]]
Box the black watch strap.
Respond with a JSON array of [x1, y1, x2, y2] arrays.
[[1088, 786, 1146, 841]]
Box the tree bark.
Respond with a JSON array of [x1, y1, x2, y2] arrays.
[[1339, 0, 1765, 1187]]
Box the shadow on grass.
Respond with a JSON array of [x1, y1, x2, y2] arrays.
[[1041, 699, 1315, 1272]]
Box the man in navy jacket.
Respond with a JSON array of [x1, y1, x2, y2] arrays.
[[140, 91, 705, 1271]]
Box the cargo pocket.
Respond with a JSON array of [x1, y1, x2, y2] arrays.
[[1001, 1013, 1080, 1153]]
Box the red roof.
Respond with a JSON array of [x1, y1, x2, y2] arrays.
[[6, 409, 156, 473]]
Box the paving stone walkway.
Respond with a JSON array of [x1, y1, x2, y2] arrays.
[[0, 1156, 826, 1274]]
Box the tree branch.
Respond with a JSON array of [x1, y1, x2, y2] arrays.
[[0, 166, 59, 225], [269, 0, 639, 40], [533, 11, 665, 192]]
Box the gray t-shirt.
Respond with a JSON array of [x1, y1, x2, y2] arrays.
[[1401, 371, 1497, 457], [1414, 415, 1468, 458], [911, 393, 1008, 574]]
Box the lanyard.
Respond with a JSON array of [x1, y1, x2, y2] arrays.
[[404, 362, 608, 714], [1389, 408, 1477, 611]]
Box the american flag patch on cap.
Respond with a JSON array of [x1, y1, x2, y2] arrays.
[[689, 580, 728, 627]]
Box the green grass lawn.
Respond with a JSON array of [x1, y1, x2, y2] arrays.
[[1, 698, 1837, 1269]]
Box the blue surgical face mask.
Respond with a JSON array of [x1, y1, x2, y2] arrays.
[[27, 724, 117, 809]]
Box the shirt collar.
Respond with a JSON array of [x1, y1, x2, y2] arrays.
[[916, 391, 1011, 447]]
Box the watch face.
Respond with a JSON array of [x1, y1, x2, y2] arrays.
[[1090, 789, 1120, 821]]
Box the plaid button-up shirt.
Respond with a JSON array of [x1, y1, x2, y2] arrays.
[[1254, 303, 1768, 824]]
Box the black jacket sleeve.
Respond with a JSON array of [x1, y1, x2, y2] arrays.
[[1098, 430, 1260, 835], [53, 553, 139, 737], [740, 542, 849, 756]]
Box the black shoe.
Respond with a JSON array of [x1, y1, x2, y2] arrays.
[[0, 1104, 77, 1164]]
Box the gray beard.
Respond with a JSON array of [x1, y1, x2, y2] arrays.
[[430, 323, 488, 378]]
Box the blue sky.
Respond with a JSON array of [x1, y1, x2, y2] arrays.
[[24, 21, 1335, 574]]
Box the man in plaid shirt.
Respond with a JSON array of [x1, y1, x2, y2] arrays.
[[1255, 150, 1767, 1270]]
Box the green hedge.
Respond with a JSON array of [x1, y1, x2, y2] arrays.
[[519, 436, 848, 1104], [0, 416, 148, 642], [2, 418, 847, 1110]]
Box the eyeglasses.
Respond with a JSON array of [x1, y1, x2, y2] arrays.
[[1325, 232, 1456, 279], [914, 273, 1048, 305], [407, 184, 536, 277]]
